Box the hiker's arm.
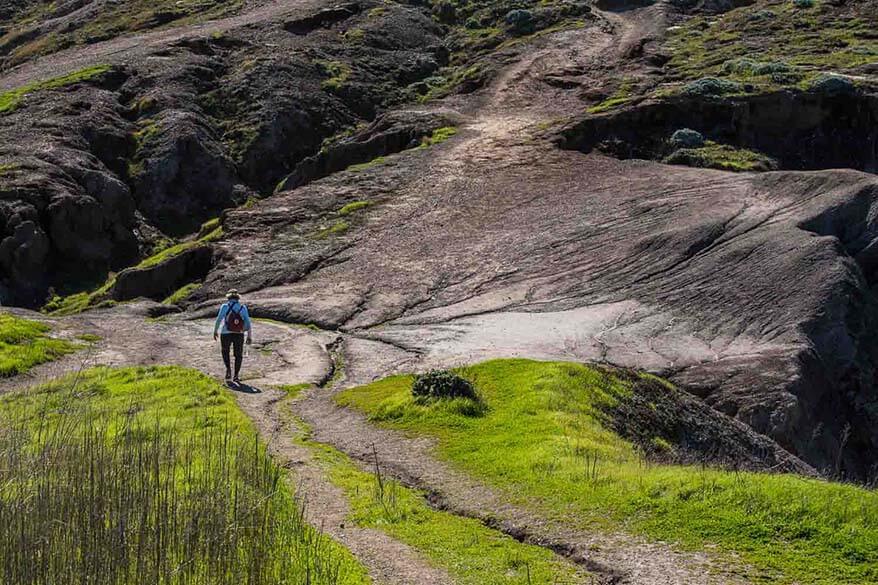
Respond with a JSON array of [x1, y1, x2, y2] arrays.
[[243, 306, 253, 343], [213, 306, 226, 339]]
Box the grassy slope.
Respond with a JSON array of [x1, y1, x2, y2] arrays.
[[0, 312, 78, 377], [0, 64, 110, 114], [1, 0, 243, 65], [664, 0, 877, 92], [337, 359, 878, 585], [0, 366, 370, 585], [292, 405, 588, 585]]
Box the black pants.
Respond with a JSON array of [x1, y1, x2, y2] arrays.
[[220, 333, 245, 377]]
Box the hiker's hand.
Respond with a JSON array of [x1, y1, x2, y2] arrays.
[[246, 336, 252, 346], [213, 332, 218, 341]]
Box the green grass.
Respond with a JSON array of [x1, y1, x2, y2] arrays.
[[43, 277, 117, 316], [0, 366, 370, 584], [0, 313, 79, 377], [587, 80, 634, 114], [347, 156, 387, 172], [337, 359, 878, 585], [315, 220, 350, 239], [664, 142, 779, 172], [662, 0, 878, 94], [136, 224, 222, 269], [419, 126, 458, 148], [2, 1, 243, 64], [338, 200, 372, 215], [76, 333, 102, 343], [0, 64, 111, 115], [162, 282, 201, 305], [320, 61, 352, 91], [297, 420, 586, 584]]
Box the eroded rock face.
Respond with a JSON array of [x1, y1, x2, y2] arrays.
[[559, 90, 878, 173], [0, 0, 451, 306], [0, 80, 140, 305]]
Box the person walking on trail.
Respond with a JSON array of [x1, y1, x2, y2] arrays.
[[213, 289, 252, 383]]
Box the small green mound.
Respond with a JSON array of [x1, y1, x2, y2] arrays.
[[0, 313, 79, 377], [337, 359, 878, 585], [664, 142, 779, 172], [682, 77, 745, 97]]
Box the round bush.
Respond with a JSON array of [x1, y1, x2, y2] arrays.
[[722, 58, 790, 76], [412, 370, 477, 400], [682, 77, 744, 97], [809, 74, 856, 96], [670, 128, 705, 149], [505, 9, 535, 35]]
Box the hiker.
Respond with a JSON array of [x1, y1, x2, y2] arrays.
[[213, 289, 252, 383]]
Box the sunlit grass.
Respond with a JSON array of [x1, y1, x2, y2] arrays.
[[0, 366, 370, 585], [0, 313, 78, 377], [338, 359, 878, 585]]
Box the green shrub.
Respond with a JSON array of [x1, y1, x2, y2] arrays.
[[809, 74, 856, 96], [412, 369, 477, 400], [505, 9, 535, 35], [792, 0, 814, 8], [682, 77, 744, 96], [670, 128, 705, 149], [722, 58, 790, 76]]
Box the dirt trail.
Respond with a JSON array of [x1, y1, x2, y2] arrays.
[[0, 305, 455, 585]]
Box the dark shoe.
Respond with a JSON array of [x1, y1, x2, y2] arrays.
[[224, 370, 232, 381], [233, 376, 241, 384]]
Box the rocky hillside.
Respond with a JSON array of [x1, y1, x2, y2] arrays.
[[1, 0, 878, 489]]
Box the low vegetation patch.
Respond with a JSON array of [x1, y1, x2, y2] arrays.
[[162, 282, 201, 305], [419, 126, 458, 148], [0, 313, 78, 377], [664, 142, 779, 172], [663, 0, 877, 93], [587, 80, 634, 114], [0, 65, 111, 115], [338, 359, 878, 585], [2, 1, 242, 64], [0, 366, 369, 585], [338, 200, 372, 215]]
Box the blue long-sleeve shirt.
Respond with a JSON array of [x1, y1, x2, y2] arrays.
[[214, 301, 252, 335]]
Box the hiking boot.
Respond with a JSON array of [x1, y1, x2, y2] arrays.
[[233, 375, 241, 384]]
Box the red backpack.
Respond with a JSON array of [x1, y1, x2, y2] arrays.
[[225, 303, 246, 333]]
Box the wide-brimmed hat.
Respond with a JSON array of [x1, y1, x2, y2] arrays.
[[226, 289, 241, 299]]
